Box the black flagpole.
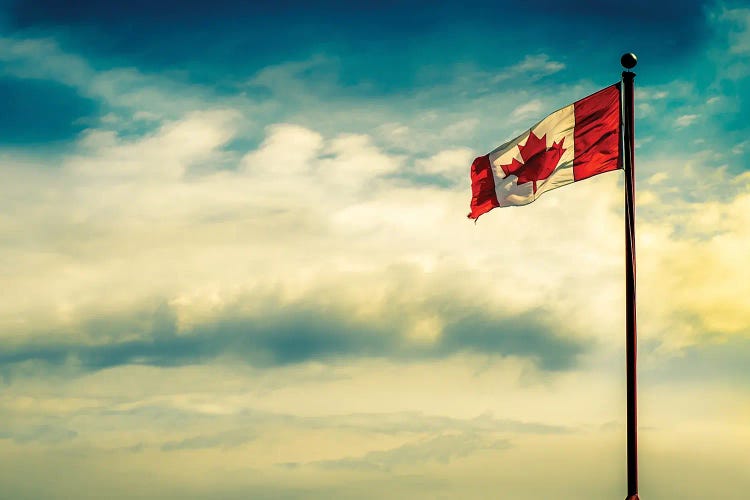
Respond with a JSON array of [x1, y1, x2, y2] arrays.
[[621, 52, 639, 500]]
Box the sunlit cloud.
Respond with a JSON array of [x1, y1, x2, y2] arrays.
[[1, 1, 750, 498]]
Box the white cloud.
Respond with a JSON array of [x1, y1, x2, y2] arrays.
[[0, 36, 92, 86], [675, 113, 699, 127], [1, 33, 748, 363], [636, 88, 669, 101], [242, 123, 324, 177], [0, 106, 627, 354], [494, 54, 565, 82], [647, 172, 669, 185], [639, 191, 750, 341], [2, 28, 750, 500], [511, 99, 544, 120], [637, 102, 654, 117], [71, 109, 241, 180], [414, 148, 474, 180], [3, 86, 747, 365], [0, 35, 221, 122], [708, 7, 750, 81], [721, 8, 750, 54]]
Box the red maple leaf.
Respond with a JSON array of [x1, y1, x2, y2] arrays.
[[499, 131, 566, 193]]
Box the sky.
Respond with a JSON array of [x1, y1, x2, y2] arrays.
[[1, 1, 750, 498]]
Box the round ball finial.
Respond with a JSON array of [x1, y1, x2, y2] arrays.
[[621, 53, 638, 69]]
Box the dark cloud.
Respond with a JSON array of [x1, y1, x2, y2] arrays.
[[440, 310, 583, 370], [0, 298, 587, 374], [0, 298, 588, 374], [643, 335, 750, 386]]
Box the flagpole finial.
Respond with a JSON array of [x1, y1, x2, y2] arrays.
[[621, 53, 638, 70]]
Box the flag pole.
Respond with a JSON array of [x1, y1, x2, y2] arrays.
[[620, 52, 639, 500]]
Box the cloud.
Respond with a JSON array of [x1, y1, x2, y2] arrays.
[[637, 102, 654, 117], [0, 8, 749, 500], [160, 428, 256, 451], [674, 113, 699, 127], [294, 411, 569, 436], [0, 424, 78, 444], [1, 77, 629, 380], [0, 35, 222, 123], [2, 32, 749, 384], [439, 310, 584, 370], [644, 335, 750, 386], [493, 55, 565, 83], [511, 99, 544, 121], [0, 297, 586, 373], [721, 8, 750, 54], [513, 54, 565, 74], [646, 172, 668, 185], [413, 148, 474, 182], [707, 7, 750, 82], [313, 432, 510, 471], [638, 187, 750, 345]]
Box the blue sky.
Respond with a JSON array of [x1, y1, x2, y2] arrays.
[[2, 1, 750, 499]]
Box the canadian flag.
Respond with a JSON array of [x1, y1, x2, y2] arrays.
[[468, 84, 621, 219]]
